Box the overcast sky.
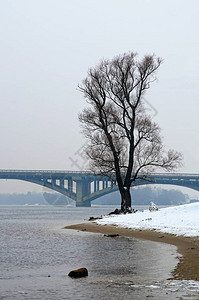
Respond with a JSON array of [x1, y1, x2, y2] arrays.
[[0, 0, 199, 194]]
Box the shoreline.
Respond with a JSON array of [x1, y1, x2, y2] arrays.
[[65, 222, 199, 281]]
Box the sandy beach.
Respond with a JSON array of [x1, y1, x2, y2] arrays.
[[65, 222, 199, 281]]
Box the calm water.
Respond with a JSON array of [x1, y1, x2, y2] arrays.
[[0, 205, 199, 300]]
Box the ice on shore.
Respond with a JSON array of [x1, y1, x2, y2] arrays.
[[97, 202, 199, 237]]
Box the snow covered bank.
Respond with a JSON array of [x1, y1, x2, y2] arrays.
[[97, 202, 199, 237]]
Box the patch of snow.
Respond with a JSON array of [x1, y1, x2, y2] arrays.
[[97, 203, 199, 237]]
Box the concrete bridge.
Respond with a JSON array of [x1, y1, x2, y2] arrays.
[[0, 170, 199, 206]]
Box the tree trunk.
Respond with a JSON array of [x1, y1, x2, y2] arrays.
[[121, 188, 131, 212]]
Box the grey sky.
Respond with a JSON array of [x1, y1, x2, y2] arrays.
[[0, 0, 199, 193]]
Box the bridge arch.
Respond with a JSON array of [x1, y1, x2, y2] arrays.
[[0, 170, 198, 206]]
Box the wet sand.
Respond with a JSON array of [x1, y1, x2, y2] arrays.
[[65, 222, 199, 281]]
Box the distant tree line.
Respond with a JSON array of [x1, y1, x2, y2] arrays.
[[0, 188, 190, 206], [0, 192, 47, 205], [93, 187, 189, 206]]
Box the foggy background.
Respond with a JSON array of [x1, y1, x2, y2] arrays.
[[0, 0, 199, 194]]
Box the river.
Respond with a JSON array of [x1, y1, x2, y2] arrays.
[[0, 205, 199, 299]]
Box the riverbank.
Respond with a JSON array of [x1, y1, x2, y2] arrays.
[[65, 222, 199, 281]]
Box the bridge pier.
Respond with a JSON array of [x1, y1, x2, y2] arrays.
[[76, 199, 91, 207], [75, 179, 91, 207]]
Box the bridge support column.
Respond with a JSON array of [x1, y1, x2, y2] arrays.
[[60, 178, 64, 189], [75, 179, 91, 207], [94, 181, 97, 192], [96, 180, 99, 191], [68, 177, 73, 193], [102, 180, 106, 189]]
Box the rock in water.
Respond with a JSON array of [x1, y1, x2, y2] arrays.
[[68, 268, 88, 278]]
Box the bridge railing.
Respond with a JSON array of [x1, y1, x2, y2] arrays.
[[149, 173, 199, 177], [0, 169, 93, 174], [0, 170, 198, 178]]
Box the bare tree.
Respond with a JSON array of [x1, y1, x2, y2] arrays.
[[78, 52, 183, 211]]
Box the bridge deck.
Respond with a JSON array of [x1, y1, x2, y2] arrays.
[[0, 170, 198, 207]]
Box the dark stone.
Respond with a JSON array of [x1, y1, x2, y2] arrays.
[[88, 216, 102, 221], [68, 268, 88, 278], [109, 208, 134, 215], [108, 208, 120, 215], [104, 234, 119, 238]]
